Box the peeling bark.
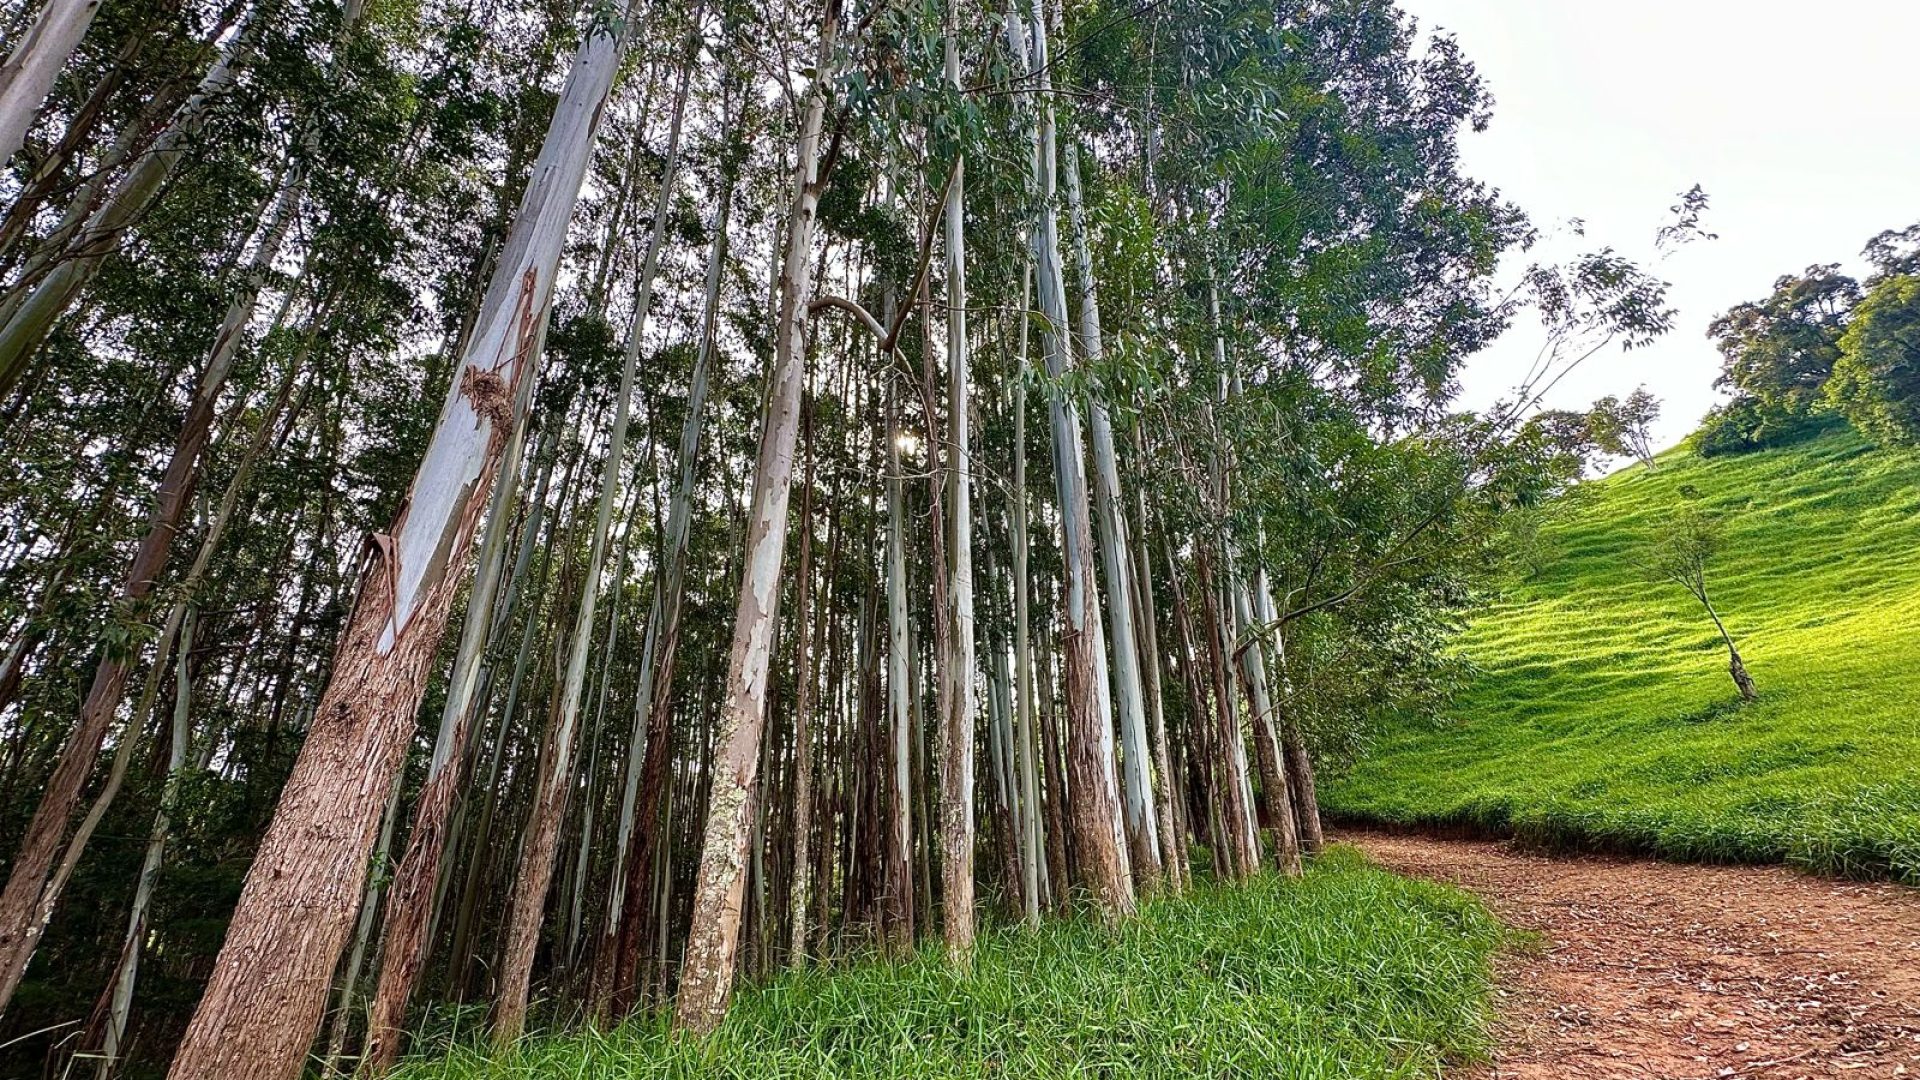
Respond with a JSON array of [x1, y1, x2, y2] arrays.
[[165, 13, 625, 1075]]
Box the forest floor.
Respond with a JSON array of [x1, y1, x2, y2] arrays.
[[1345, 828, 1920, 1079]]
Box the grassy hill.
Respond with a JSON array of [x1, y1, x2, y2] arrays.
[[1324, 424, 1920, 883], [396, 850, 1501, 1079]]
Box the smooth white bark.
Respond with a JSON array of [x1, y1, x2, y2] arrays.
[[0, 0, 104, 170], [938, 0, 977, 957]]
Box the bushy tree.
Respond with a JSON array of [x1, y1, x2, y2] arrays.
[[1588, 387, 1659, 468], [1863, 223, 1920, 281], [1826, 275, 1920, 445], [1708, 265, 1859, 417]]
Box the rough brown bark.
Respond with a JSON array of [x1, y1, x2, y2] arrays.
[[1241, 674, 1299, 873], [166, 11, 621, 1068], [1279, 720, 1323, 854], [490, 664, 577, 1043], [166, 533, 478, 1079]]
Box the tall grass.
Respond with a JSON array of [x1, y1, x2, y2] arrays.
[[394, 848, 1502, 1079], [1325, 426, 1920, 882]]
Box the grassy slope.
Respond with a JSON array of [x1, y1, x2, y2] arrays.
[[397, 850, 1500, 1079], [1325, 425, 1920, 882]]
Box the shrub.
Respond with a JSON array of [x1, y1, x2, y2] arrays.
[[1693, 395, 1830, 457]]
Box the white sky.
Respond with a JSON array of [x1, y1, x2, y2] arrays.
[[1400, 0, 1920, 449]]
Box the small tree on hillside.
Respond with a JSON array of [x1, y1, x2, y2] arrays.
[[1588, 390, 1660, 470], [1643, 504, 1757, 701], [1618, 388, 1660, 467]]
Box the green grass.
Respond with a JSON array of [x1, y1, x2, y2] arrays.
[[1325, 424, 1920, 882], [395, 848, 1502, 1079]]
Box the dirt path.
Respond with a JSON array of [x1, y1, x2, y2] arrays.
[[1343, 829, 1920, 1079]]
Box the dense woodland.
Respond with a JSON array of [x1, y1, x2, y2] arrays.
[[0, 0, 1724, 1075]]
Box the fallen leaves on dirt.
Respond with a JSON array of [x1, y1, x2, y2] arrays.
[[1344, 829, 1920, 1079]]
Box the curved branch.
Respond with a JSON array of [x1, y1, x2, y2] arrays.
[[808, 295, 885, 341]]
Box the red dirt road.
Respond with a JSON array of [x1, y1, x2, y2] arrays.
[[1343, 829, 1920, 1079]]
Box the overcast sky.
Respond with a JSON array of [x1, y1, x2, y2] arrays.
[[1399, 0, 1920, 449]]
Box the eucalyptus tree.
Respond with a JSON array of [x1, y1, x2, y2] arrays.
[[1004, 0, 1132, 919], [1062, 140, 1161, 889], [935, 0, 977, 960], [165, 1, 638, 1070], [675, 0, 839, 1033]]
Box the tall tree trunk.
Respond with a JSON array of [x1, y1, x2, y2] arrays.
[[165, 13, 626, 1075], [1062, 139, 1160, 890], [1007, 0, 1132, 917], [674, 4, 835, 1032], [985, 625, 1016, 894], [937, 0, 977, 960]]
